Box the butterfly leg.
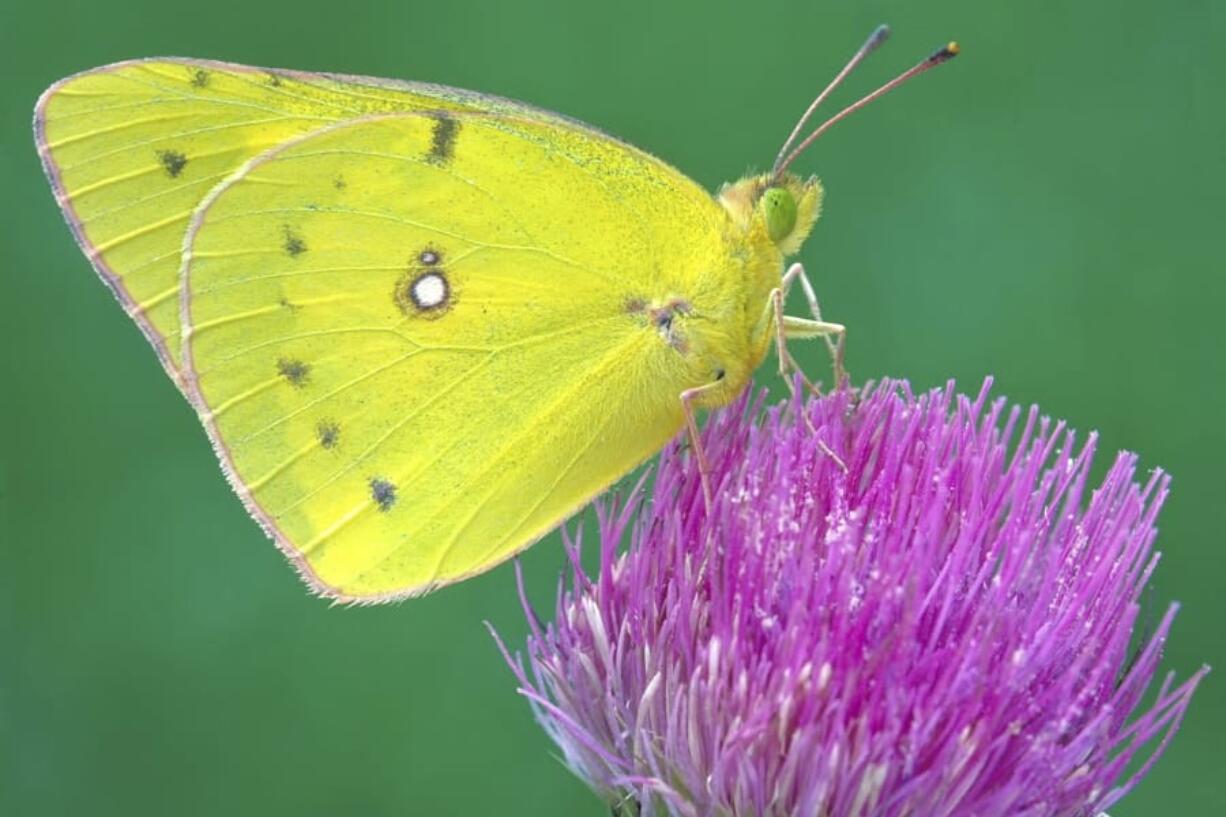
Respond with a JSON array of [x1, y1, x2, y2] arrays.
[[764, 284, 844, 394], [770, 286, 816, 396], [781, 262, 847, 387], [769, 276, 849, 472], [680, 381, 721, 509]]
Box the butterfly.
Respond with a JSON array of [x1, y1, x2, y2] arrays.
[[35, 26, 957, 603]]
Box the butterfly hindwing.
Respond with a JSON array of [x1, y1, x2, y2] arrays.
[[181, 112, 735, 600]]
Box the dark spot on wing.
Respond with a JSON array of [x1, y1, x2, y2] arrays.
[[279, 297, 297, 312], [283, 227, 307, 257], [157, 150, 188, 178], [643, 298, 693, 354], [426, 114, 459, 166], [266, 72, 283, 87], [624, 297, 647, 314], [190, 68, 210, 88], [370, 478, 397, 511], [317, 420, 340, 449], [333, 175, 347, 190], [277, 358, 311, 388]]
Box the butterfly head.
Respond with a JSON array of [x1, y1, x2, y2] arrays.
[[718, 27, 959, 260], [717, 173, 823, 258]]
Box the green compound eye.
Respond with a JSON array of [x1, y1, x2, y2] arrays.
[[761, 186, 797, 243]]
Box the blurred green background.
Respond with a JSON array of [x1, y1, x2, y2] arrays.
[[1, 0, 1221, 814]]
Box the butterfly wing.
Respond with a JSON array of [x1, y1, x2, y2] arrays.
[[34, 58, 615, 387], [180, 111, 738, 601]]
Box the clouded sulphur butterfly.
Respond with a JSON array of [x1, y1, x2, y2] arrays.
[[35, 27, 957, 602]]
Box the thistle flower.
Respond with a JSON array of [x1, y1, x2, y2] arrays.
[[497, 380, 1206, 817]]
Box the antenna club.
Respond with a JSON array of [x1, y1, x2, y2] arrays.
[[930, 41, 961, 63], [868, 24, 891, 50]]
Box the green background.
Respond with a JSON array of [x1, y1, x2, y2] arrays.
[[2, 1, 1221, 814]]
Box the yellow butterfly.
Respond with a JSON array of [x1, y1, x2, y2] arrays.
[[35, 27, 957, 603]]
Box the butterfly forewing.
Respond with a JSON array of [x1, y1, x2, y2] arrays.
[[181, 112, 734, 600]]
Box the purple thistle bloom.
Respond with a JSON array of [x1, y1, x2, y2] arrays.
[[496, 380, 1206, 817]]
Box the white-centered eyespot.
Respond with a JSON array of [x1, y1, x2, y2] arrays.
[[410, 272, 448, 310]]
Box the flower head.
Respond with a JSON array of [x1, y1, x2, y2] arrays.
[[499, 380, 1205, 817]]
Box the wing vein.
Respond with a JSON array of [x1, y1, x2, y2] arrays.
[[289, 353, 496, 537]]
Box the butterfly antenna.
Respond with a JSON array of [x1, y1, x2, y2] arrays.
[[773, 39, 960, 178], [772, 24, 892, 175]]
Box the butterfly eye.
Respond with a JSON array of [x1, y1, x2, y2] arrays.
[[760, 187, 797, 243]]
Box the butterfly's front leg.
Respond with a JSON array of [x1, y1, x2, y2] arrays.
[[781, 262, 847, 387], [753, 282, 849, 472], [770, 286, 816, 396], [753, 262, 845, 394]]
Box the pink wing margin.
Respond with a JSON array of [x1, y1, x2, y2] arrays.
[[33, 60, 191, 391]]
